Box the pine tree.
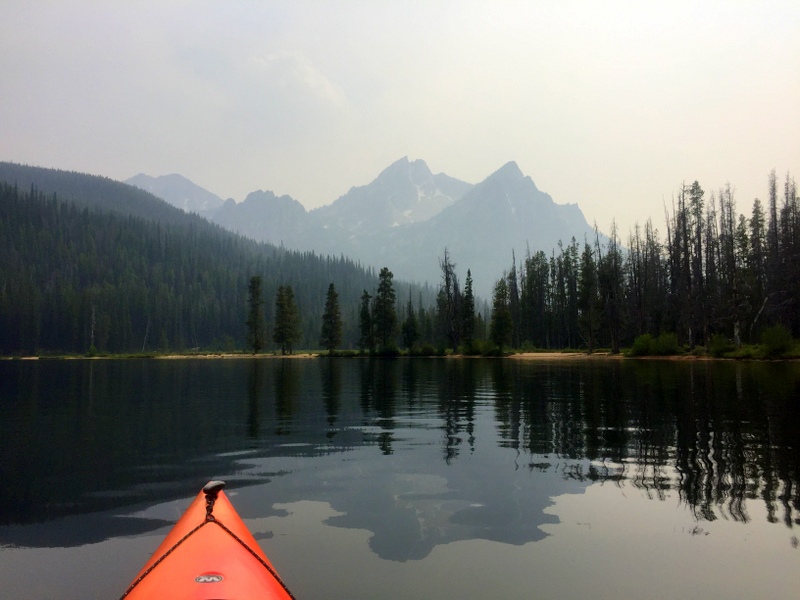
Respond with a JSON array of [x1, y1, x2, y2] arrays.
[[246, 275, 265, 354], [749, 198, 767, 323], [273, 285, 300, 355], [688, 180, 707, 345], [436, 249, 461, 350], [597, 221, 624, 354], [373, 267, 397, 351], [490, 277, 512, 351], [401, 295, 419, 350], [577, 241, 599, 353], [320, 282, 343, 354], [359, 290, 374, 353], [520, 249, 550, 348], [462, 269, 476, 349], [507, 253, 521, 348]]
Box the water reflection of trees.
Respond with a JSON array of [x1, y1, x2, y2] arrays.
[[358, 359, 398, 454], [1, 360, 278, 526], [247, 359, 263, 439], [437, 360, 477, 463], [320, 358, 342, 438], [273, 358, 300, 436], [488, 360, 800, 527]]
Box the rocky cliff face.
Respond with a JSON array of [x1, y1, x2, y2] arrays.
[[129, 158, 597, 295]]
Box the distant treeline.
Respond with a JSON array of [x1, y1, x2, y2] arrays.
[[1, 165, 797, 356], [0, 182, 433, 354], [484, 172, 799, 353]]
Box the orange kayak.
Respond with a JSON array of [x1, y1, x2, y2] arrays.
[[119, 481, 295, 599]]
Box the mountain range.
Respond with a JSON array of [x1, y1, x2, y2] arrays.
[[127, 158, 598, 297]]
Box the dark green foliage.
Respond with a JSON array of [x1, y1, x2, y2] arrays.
[[409, 343, 445, 357], [273, 286, 301, 354], [628, 333, 680, 357], [374, 345, 400, 357], [462, 269, 476, 345], [506, 171, 799, 355], [597, 223, 623, 354], [577, 240, 599, 353], [320, 349, 359, 358], [519, 250, 549, 347], [652, 333, 679, 355], [490, 277, 512, 351], [320, 283, 343, 354], [373, 267, 397, 351], [460, 338, 493, 356], [0, 161, 197, 226], [761, 324, 793, 358], [628, 334, 655, 357], [708, 334, 736, 358], [246, 275, 266, 354], [507, 256, 522, 348], [3, 162, 799, 358], [401, 296, 419, 350], [436, 249, 461, 351], [358, 290, 374, 353], [0, 169, 435, 355]]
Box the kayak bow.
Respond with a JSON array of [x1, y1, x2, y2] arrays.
[[120, 481, 295, 599]]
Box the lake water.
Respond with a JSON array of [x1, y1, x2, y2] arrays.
[[1, 357, 798, 599]]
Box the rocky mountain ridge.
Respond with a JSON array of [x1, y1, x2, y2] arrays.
[[126, 158, 598, 295]]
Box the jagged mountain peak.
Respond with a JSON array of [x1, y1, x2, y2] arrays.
[[454, 161, 546, 213], [118, 160, 596, 296], [489, 161, 524, 179], [375, 156, 433, 186], [212, 188, 306, 244], [313, 157, 471, 232], [478, 161, 537, 192], [241, 188, 304, 208], [125, 173, 224, 214]]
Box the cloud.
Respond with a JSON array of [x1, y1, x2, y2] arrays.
[[0, 1, 797, 229], [232, 49, 351, 140]]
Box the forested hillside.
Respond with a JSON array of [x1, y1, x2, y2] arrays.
[[0, 162, 200, 226], [2, 162, 796, 357], [0, 177, 431, 355], [485, 173, 800, 354]]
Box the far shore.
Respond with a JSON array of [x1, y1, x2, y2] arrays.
[[4, 351, 774, 362]]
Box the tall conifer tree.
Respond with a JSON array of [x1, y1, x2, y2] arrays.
[[462, 269, 476, 348], [577, 242, 599, 353], [373, 267, 397, 351], [273, 285, 300, 355], [359, 290, 373, 353], [320, 282, 343, 354], [490, 277, 512, 351], [246, 275, 265, 354], [402, 294, 419, 350]]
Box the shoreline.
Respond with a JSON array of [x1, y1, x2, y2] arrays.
[[5, 351, 787, 362]]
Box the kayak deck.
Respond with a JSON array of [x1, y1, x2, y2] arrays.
[[120, 481, 295, 599]]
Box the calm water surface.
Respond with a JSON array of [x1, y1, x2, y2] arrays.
[[1, 357, 798, 599]]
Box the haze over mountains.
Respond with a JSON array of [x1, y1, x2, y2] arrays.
[[126, 173, 225, 214], [127, 158, 598, 296]]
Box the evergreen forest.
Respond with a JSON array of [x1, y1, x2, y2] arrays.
[[485, 173, 800, 356], [1, 163, 798, 357], [0, 166, 433, 354]]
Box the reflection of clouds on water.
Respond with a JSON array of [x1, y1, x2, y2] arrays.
[[3, 356, 800, 596], [321, 461, 571, 562], [184, 358, 800, 562], [231, 437, 583, 562]]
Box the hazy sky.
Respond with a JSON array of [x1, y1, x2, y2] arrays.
[[2, 1, 798, 235]]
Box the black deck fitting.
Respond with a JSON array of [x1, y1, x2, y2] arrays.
[[203, 480, 226, 499]]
